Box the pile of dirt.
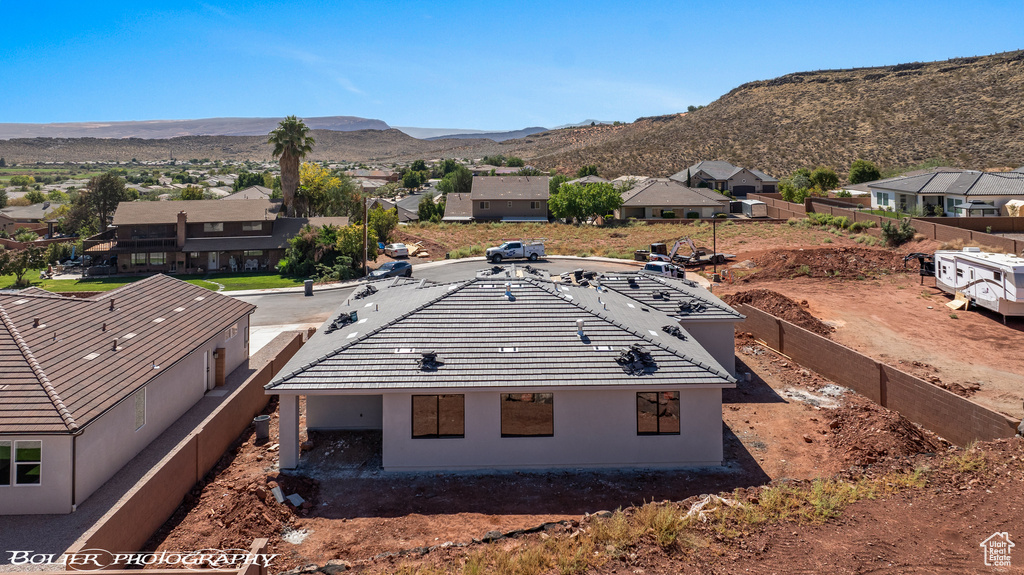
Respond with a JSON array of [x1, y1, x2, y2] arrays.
[[740, 247, 909, 281], [722, 289, 834, 337], [392, 230, 447, 260], [826, 400, 947, 466]]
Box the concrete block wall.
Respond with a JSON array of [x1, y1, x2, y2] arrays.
[[734, 304, 1019, 446]]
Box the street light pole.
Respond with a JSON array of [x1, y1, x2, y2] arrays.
[[362, 195, 368, 277]]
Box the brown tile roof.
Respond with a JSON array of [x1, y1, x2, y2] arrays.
[[470, 176, 549, 200], [112, 199, 280, 226], [621, 179, 729, 207], [222, 186, 275, 200], [442, 193, 474, 220], [0, 275, 255, 434]]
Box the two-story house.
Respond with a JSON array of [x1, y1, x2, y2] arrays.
[[84, 199, 348, 273], [442, 176, 550, 222]]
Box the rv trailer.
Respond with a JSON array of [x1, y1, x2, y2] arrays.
[[931, 247, 1024, 320]]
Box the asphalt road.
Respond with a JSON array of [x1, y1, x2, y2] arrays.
[[235, 257, 644, 327]]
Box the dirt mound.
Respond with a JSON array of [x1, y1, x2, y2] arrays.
[[722, 289, 833, 337], [740, 247, 909, 281], [826, 400, 946, 466], [392, 230, 447, 260]]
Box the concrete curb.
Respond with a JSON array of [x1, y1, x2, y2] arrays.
[[227, 256, 647, 297]]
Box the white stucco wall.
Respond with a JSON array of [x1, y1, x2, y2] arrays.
[[377, 387, 724, 471], [74, 313, 249, 508], [678, 321, 737, 377], [0, 435, 73, 515], [307, 395, 383, 430]]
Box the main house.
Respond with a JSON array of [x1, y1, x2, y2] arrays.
[[266, 270, 742, 471], [84, 199, 348, 273], [867, 170, 1024, 216], [669, 161, 778, 195], [0, 275, 254, 514], [615, 179, 731, 219], [443, 176, 550, 222]]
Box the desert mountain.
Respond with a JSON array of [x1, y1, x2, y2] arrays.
[[514, 51, 1024, 178], [423, 127, 548, 142], [0, 116, 390, 139]]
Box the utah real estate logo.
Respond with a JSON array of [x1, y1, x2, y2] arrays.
[[980, 532, 1014, 568]]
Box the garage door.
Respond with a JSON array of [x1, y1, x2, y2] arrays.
[[732, 185, 755, 196], [762, 185, 776, 193]]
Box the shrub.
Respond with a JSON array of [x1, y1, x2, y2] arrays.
[[686, 211, 700, 219], [835, 190, 853, 198], [880, 218, 916, 246], [714, 212, 729, 218], [662, 210, 675, 219]]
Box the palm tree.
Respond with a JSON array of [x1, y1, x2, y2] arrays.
[[268, 116, 315, 215]]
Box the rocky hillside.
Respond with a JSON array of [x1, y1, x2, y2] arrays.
[[521, 50, 1024, 178]]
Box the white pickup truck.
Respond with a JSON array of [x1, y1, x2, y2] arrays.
[[486, 241, 545, 263]]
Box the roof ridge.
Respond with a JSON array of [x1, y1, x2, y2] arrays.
[[525, 279, 733, 382], [90, 273, 166, 300], [0, 302, 78, 432], [267, 279, 475, 387]]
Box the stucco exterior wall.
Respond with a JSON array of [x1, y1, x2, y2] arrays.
[[0, 435, 73, 515], [678, 321, 737, 377], [377, 388, 724, 471], [307, 395, 383, 430], [473, 199, 547, 220], [727, 169, 769, 193]]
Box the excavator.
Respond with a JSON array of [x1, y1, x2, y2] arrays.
[[648, 238, 734, 266]]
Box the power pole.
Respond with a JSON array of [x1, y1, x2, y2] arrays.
[[362, 196, 368, 277]]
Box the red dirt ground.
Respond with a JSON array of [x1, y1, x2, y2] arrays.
[[721, 289, 834, 337]]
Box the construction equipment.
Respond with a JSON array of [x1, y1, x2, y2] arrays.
[[649, 238, 734, 266]]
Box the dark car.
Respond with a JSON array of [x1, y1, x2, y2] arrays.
[[369, 260, 412, 279]]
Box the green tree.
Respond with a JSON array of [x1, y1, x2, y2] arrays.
[[809, 167, 839, 191], [548, 182, 622, 223], [848, 159, 881, 184], [512, 167, 544, 176], [47, 189, 69, 203], [439, 159, 459, 175], [0, 245, 47, 287], [410, 159, 427, 172], [233, 171, 266, 191], [268, 115, 315, 216], [506, 157, 525, 167], [296, 162, 360, 218], [25, 189, 46, 204], [576, 165, 599, 178], [0, 157, 6, 167], [481, 155, 506, 166], [179, 186, 204, 200], [87, 171, 131, 227], [14, 228, 37, 242], [418, 194, 438, 221], [10, 175, 35, 188], [549, 174, 569, 195], [436, 165, 472, 196], [402, 170, 423, 189], [0, 188, 7, 208], [335, 224, 377, 271], [368, 205, 399, 244]]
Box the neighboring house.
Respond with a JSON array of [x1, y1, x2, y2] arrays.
[[442, 176, 549, 222], [83, 199, 347, 273], [868, 170, 1024, 216], [565, 175, 610, 186], [222, 185, 274, 200], [616, 179, 730, 219], [441, 193, 474, 222], [366, 197, 418, 223], [354, 178, 389, 195], [0, 202, 61, 225], [669, 161, 778, 195], [266, 272, 742, 471], [0, 275, 254, 514], [467, 165, 521, 176], [344, 169, 399, 182]]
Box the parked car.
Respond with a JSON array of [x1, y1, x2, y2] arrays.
[[485, 240, 545, 263], [384, 243, 409, 258], [642, 261, 683, 278], [370, 260, 413, 279]]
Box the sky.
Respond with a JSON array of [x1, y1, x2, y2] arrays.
[[2, 0, 1024, 131]]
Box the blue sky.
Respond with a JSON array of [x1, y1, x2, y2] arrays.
[[3, 0, 1023, 130]]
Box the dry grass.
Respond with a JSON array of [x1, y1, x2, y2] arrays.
[[948, 444, 987, 473], [937, 238, 1007, 253]]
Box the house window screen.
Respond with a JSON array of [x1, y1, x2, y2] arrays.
[[0, 441, 10, 486], [14, 441, 41, 485], [636, 392, 680, 435], [479, 201, 490, 210], [242, 222, 263, 231], [500, 393, 553, 437], [412, 395, 465, 438], [149, 252, 166, 265], [204, 222, 224, 232], [131, 253, 146, 266], [134, 388, 146, 431]]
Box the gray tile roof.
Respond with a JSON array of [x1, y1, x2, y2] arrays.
[[869, 170, 1024, 197], [470, 176, 549, 201], [222, 185, 274, 200], [267, 277, 736, 393], [596, 272, 745, 321], [1013, 166, 1024, 174], [0, 202, 62, 221], [566, 175, 610, 186], [620, 180, 728, 208], [669, 161, 777, 184]]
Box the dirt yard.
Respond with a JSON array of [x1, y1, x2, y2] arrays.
[[716, 245, 1024, 420]]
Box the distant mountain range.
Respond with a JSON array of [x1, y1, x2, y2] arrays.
[[422, 127, 548, 142], [553, 119, 614, 129], [0, 116, 391, 140]]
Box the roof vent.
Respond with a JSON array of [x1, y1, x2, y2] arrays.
[[963, 247, 981, 253], [33, 317, 40, 328], [417, 351, 442, 371], [109, 298, 116, 311], [576, 319, 585, 336]]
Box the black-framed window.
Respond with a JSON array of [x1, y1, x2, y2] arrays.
[[0, 441, 10, 486], [412, 395, 465, 438], [0, 440, 41, 485], [500, 393, 553, 437], [637, 392, 680, 435]]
